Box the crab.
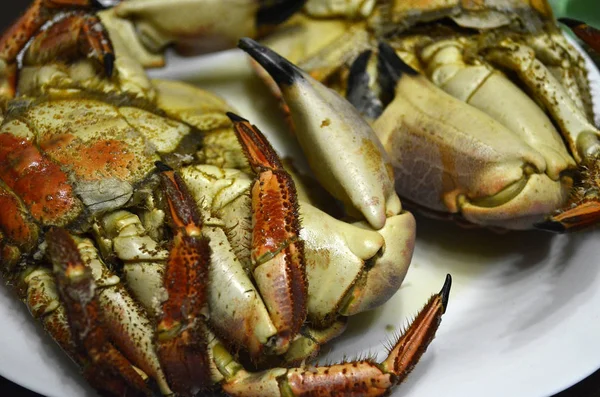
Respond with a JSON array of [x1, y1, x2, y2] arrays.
[[256, 0, 600, 232], [0, 1, 452, 396]]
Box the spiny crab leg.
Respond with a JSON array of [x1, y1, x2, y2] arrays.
[[238, 38, 401, 230], [227, 113, 307, 355], [0, 0, 113, 98], [21, 13, 115, 76], [45, 227, 151, 397], [154, 161, 213, 396], [560, 18, 600, 55], [220, 274, 452, 396]]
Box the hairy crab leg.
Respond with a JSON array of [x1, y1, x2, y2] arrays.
[[560, 18, 600, 55], [22, 13, 115, 77], [227, 113, 307, 355], [0, 0, 108, 97], [155, 162, 213, 396], [218, 274, 452, 396], [45, 227, 151, 397]]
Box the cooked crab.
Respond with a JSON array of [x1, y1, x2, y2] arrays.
[[0, 2, 451, 396], [257, 0, 600, 231]]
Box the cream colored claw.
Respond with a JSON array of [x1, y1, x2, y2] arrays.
[[374, 46, 572, 229], [238, 38, 401, 229]]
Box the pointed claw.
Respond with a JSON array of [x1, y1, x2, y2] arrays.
[[377, 41, 418, 106], [346, 50, 383, 119], [440, 273, 452, 313], [238, 38, 401, 229], [238, 38, 299, 86]]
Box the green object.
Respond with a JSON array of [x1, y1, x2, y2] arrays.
[[549, 0, 600, 28]]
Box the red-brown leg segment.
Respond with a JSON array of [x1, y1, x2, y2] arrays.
[[560, 18, 600, 55], [536, 157, 600, 233], [155, 162, 212, 396], [45, 227, 151, 397], [227, 112, 307, 356], [0, 0, 111, 97], [22, 13, 115, 77], [222, 275, 452, 396]]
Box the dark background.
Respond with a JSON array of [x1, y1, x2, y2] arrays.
[[0, 2, 600, 397]]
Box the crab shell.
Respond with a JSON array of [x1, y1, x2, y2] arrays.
[[0, 1, 445, 390]]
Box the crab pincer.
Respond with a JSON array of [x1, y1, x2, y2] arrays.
[[226, 113, 307, 355], [154, 161, 213, 396], [238, 37, 401, 230], [221, 274, 452, 396]]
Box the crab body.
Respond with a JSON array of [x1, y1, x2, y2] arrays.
[[261, 0, 600, 231], [0, 2, 453, 396]]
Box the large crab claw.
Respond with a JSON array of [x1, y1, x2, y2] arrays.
[[100, 0, 306, 68], [367, 41, 575, 230], [238, 37, 401, 230]]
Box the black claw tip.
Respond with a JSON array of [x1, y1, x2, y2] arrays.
[[346, 50, 383, 119], [257, 0, 307, 27], [440, 274, 452, 313], [378, 41, 418, 79], [226, 112, 248, 123], [558, 17, 585, 28], [348, 50, 372, 80], [154, 161, 173, 172], [533, 220, 567, 233], [103, 53, 115, 78], [238, 38, 301, 86]]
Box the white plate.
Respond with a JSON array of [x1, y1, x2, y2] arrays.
[[2, 37, 600, 397]]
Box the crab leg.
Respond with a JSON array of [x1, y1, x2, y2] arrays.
[[155, 162, 213, 396], [0, 0, 109, 98], [560, 18, 600, 55], [45, 227, 151, 397], [219, 274, 452, 396], [228, 113, 307, 355], [22, 13, 115, 77]]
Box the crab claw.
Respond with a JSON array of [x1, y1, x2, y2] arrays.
[[238, 38, 401, 229], [111, 0, 305, 56], [220, 274, 452, 396], [371, 40, 574, 229]]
